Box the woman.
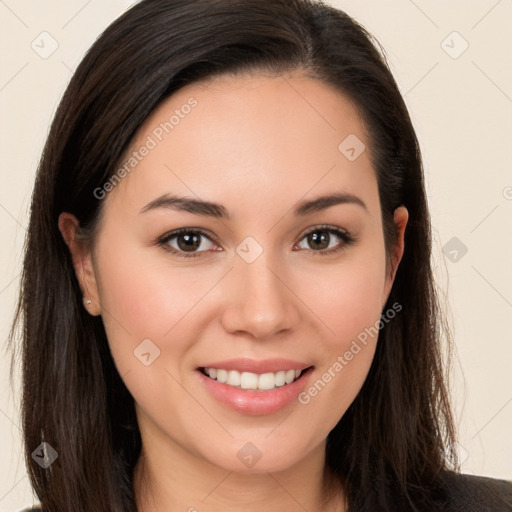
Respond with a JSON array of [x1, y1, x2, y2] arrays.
[[10, 0, 512, 510]]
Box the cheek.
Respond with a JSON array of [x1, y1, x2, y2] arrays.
[[99, 260, 208, 336], [92, 232, 211, 374], [296, 285, 382, 437], [296, 252, 387, 349], [291, 250, 386, 420], [93, 245, 211, 425]]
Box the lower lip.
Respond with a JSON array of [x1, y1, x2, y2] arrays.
[[197, 367, 314, 416]]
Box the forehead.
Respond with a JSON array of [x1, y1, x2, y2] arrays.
[[103, 71, 377, 219]]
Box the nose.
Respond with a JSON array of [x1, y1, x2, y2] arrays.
[[220, 252, 301, 340]]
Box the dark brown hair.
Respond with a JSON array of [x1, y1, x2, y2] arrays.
[[9, 0, 459, 510]]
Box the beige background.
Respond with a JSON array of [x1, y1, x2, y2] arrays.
[[1, 0, 511, 509]]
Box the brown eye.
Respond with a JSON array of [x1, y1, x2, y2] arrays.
[[159, 229, 218, 258], [175, 232, 202, 252], [295, 226, 355, 255], [305, 230, 331, 250]]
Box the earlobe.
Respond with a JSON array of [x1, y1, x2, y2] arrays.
[[58, 212, 102, 316]]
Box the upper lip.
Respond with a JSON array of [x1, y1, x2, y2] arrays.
[[198, 358, 313, 374]]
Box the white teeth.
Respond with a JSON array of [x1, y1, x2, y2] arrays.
[[285, 369, 295, 384], [257, 372, 275, 390], [275, 371, 286, 387], [226, 370, 241, 386], [240, 372, 258, 390], [216, 369, 228, 383], [204, 367, 305, 391]]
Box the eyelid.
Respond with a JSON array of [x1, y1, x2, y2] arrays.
[[296, 223, 351, 241]]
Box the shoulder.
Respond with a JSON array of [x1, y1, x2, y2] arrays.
[[439, 470, 512, 511]]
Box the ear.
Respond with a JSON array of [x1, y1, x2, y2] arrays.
[[382, 205, 408, 308], [58, 212, 101, 316]]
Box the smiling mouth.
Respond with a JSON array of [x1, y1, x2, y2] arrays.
[[199, 366, 314, 392]]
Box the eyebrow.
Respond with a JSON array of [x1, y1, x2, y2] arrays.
[[140, 192, 368, 219]]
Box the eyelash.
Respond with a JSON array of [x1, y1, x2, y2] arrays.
[[156, 225, 356, 259]]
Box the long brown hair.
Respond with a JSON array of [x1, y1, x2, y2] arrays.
[[9, 0, 458, 510]]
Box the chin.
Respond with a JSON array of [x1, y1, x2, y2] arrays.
[[198, 436, 312, 475]]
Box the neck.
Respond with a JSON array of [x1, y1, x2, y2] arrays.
[[132, 426, 345, 512]]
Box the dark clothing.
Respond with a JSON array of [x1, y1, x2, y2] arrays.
[[441, 471, 512, 511]]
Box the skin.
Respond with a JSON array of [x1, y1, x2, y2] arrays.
[[59, 70, 408, 512]]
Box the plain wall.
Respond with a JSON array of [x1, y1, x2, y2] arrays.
[[1, 0, 511, 509]]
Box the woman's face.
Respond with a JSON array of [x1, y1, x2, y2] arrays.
[[63, 71, 407, 474]]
